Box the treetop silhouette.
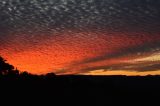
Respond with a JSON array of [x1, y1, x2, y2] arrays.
[[0, 56, 19, 76]]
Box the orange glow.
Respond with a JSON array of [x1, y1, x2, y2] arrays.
[[1, 31, 160, 75], [81, 69, 160, 76]]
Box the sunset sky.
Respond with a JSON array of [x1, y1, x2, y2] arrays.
[[0, 0, 160, 75]]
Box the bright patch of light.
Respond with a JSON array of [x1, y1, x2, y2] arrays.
[[134, 52, 160, 62]]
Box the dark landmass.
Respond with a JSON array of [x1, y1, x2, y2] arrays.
[[0, 56, 160, 105]]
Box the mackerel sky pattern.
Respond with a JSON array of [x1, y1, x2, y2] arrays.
[[0, 0, 160, 74]]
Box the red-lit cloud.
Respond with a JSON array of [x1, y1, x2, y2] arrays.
[[1, 31, 160, 75]]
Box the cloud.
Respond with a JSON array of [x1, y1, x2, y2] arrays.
[[0, 0, 160, 34], [67, 43, 160, 74], [107, 61, 160, 72], [77, 60, 160, 75], [0, 0, 160, 74], [70, 40, 160, 66]]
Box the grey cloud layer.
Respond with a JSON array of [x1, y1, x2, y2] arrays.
[[0, 0, 160, 34], [0, 0, 160, 46]]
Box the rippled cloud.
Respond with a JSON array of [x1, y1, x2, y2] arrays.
[[0, 0, 160, 75]]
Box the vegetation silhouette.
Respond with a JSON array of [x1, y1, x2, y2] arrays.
[[0, 56, 160, 105], [0, 56, 20, 79]]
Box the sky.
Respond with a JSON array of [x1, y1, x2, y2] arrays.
[[0, 0, 160, 75]]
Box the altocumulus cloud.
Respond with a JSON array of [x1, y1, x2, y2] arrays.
[[0, 0, 160, 74]]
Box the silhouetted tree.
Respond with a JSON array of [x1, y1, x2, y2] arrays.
[[0, 56, 19, 76], [46, 72, 56, 78], [20, 71, 30, 77]]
